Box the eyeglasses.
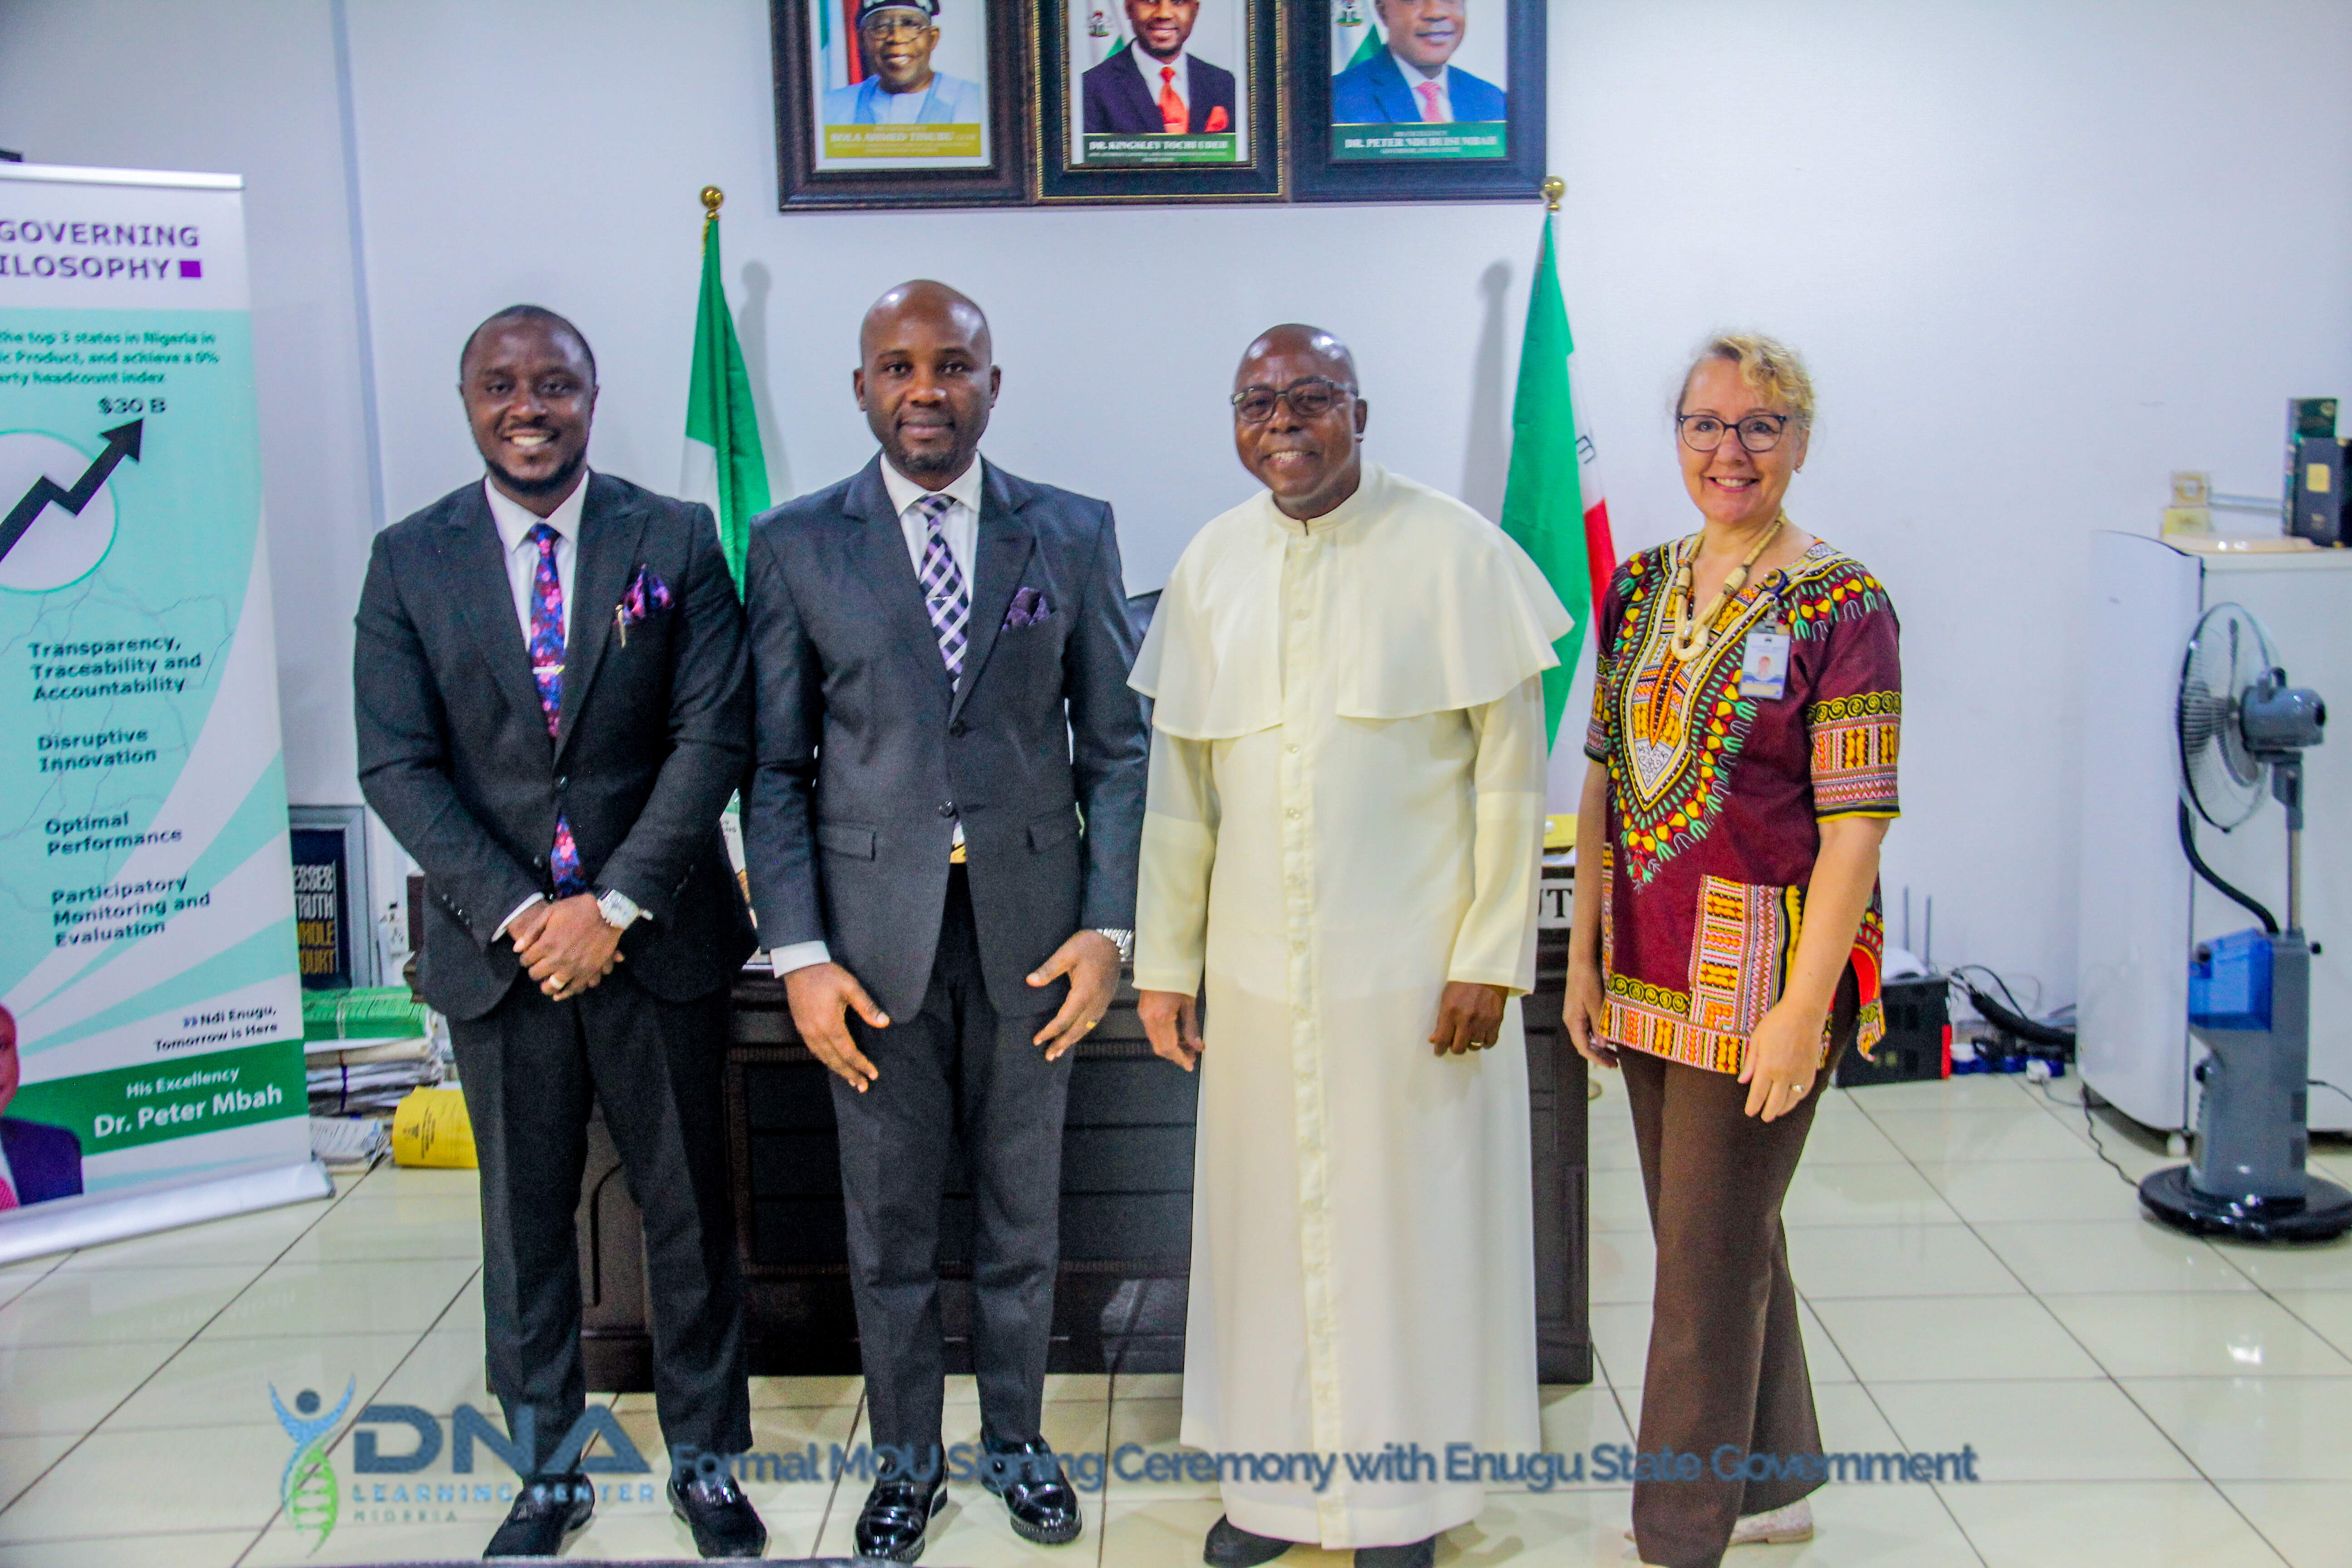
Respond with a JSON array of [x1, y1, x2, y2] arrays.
[[1232, 377, 1354, 424], [859, 16, 931, 40], [1677, 412, 1794, 454]]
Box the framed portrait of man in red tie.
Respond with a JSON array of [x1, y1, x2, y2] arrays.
[[1037, 0, 1284, 202]]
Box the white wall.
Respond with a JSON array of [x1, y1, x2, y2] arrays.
[[5, 0, 2350, 1007]]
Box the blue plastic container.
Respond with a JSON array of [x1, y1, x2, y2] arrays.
[[2188, 928, 2273, 1032]]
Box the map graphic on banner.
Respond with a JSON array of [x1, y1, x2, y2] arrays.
[[0, 164, 306, 1211]]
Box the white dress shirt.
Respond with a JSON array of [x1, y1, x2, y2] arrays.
[[1393, 51, 1455, 122], [0, 1137, 17, 1208], [881, 453, 983, 588], [485, 469, 590, 646], [482, 470, 644, 939], [1130, 45, 1192, 127], [770, 456, 984, 977]]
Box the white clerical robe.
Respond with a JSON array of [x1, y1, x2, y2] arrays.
[[1131, 464, 1571, 1548]]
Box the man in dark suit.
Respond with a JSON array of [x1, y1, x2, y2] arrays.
[[0, 1004, 82, 1207], [1332, 0, 1507, 125], [1083, 0, 1237, 137], [354, 306, 764, 1560], [743, 280, 1146, 1564]]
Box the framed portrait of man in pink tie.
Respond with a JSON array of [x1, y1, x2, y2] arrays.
[[1294, 0, 1544, 201], [1329, 0, 1509, 157]]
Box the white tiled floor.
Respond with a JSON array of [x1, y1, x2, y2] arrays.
[[0, 1072, 2347, 1564]]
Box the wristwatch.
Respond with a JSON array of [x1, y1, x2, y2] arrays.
[[596, 889, 645, 931], [1095, 927, 1135, 964]]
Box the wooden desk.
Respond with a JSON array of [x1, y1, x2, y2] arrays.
[[578, 883, 1589, 1388]]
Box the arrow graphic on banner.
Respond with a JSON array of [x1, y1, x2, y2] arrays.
[[0, 419, 142, 564]]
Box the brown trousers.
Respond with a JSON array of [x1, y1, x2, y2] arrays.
[[1621, 977, 1856, 1568]]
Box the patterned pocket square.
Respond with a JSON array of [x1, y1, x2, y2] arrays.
[[619, 566, 673, 625], [1004, 586, 1055, 629]]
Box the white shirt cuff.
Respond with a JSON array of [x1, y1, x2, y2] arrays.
[[493, 895, 546, 942], [768, 940, 833, 976]]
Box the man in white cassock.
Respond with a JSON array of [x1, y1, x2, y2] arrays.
[[1132, 326, 1570, 1568]]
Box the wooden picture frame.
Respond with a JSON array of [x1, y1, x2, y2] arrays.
[[772, 0, 1032, 211], [1289, 0, 1547, 204], [1034, 0, 1285, 205]]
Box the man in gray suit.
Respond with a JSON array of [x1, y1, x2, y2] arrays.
[[743, 280, 1147, 1563], [356, 306, 764, 1559]]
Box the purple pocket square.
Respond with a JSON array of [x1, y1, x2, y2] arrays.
[[1003, 586, 1054, 629], [619, 566, 673, 625]]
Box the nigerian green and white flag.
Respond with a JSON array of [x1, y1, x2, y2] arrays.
[[681, 207, 768, 593]]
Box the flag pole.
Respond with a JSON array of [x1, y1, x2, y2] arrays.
[[1543, 174, 1563, 212]]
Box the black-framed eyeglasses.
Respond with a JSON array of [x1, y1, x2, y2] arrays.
[[1232, 377, 1354, 424], [1677, 412, 1793, 454]]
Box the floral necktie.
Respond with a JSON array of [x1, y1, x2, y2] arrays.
[[527, 523, 585, 896]]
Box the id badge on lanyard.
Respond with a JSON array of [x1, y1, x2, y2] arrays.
[[1739, 613, 1791, 700]]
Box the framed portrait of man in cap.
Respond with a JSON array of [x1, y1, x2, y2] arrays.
[[772, 0, 1028, 207]]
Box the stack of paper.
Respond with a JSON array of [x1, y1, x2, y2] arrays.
[[310, 1113, 390, 1166], [303, 986, 445, 1117], [308, 1034, 442, 1116]]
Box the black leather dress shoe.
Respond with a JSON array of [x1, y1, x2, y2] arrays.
[[667, 1468, 769, 1558], [854, 1474, 946, 1563], [483, 1472, 593, 1558], [981, 1437, 1083, 1546], [1354, 1537, 1436, 1568], [1204, 1514, 1295, 1568]]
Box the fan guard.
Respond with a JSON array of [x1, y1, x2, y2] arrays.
[[2178, 602, 2274, 831]]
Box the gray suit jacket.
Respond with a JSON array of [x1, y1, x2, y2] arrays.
[[354, 473, 755, 1021], [743, 456, 1147, 1023]]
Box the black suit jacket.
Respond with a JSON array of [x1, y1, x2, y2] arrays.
[[743, 457, 1147, 1024], [1082, 49, 1238, 137], [354, 472, 755, 1021]]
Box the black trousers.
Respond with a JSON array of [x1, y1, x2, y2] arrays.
[[450, 969, 751, 1474], [836, 866, 1071, 1461]]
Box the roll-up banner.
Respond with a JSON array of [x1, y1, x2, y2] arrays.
[[0, 163, 324, 1264]]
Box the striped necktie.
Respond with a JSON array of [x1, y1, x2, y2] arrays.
[[913, 493, 971, 688]]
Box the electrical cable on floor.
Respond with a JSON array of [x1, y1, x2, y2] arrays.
[[2033, 1079, 2143, 1191]]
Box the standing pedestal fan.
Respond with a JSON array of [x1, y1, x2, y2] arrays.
[[2142, 603, 2352, 1240]]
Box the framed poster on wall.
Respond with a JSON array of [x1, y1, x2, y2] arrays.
[[1290, 0, 1545, 202], [289, 806, 376, 990], [773, 0, 1031, 209], [1036, 0, 1284, 203]]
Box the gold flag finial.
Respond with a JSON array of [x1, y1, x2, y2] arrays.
[[1541, 176, 1564, 213], [700, 185, 724, 221]]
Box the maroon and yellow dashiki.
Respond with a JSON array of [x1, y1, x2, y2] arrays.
[[1583, 535, 1901, 1073]]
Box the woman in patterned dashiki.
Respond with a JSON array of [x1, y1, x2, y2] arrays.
[[1563, 334, 1900, 1568]]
